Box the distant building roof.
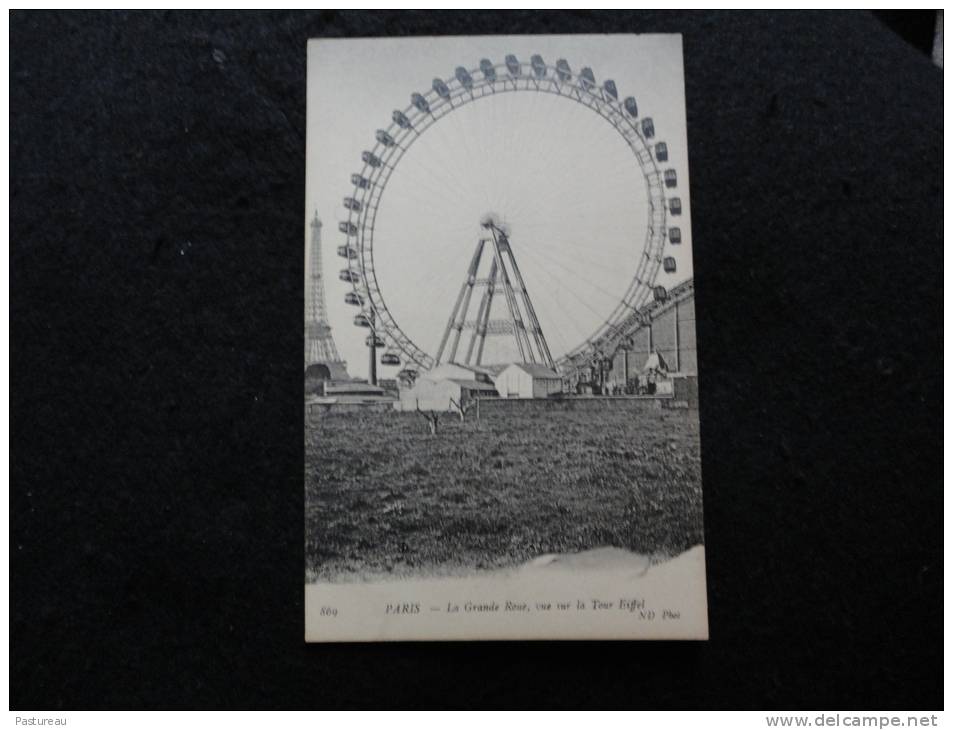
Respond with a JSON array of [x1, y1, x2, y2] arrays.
[[427, 363, 481, 378], [474, 363, 508, 376], [306, 394, 394, 405], [505, 362, 562, 379], [424, 362, 500, 384], [446, 379, 499, 392], [324, 380, 386, 395]]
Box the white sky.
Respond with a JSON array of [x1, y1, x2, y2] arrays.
[[307, 34, 694, 379]]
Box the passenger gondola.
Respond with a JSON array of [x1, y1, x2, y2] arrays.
[[530, 54, 546, 78], [411, 92, 430, 113], [432, 77, 451, 99], [579, 67, 596, 90], [455, 66, 473, 89]]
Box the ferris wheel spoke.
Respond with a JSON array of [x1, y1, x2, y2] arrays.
[[514, 242, 627, 314], [340, 56, 674, 372], [398, 113, 487, 208], [516, 226, 640, 282], [438, 93, 494, 214], [535, 238, 639, 281], [382, 175, 464, 223], [512, 250, 592, 357], [387, 146, 474, 211], [513, 246, 618, 351]]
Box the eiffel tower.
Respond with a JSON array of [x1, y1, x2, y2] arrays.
[[305, 211, 350, 380]]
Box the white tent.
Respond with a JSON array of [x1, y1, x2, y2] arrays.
[[640, 350, 673, 395], [642, 350, 669, 374], [493, 362, 562, 399], [397, 363, 499, 411]]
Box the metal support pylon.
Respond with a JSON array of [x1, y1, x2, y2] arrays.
[[435, 219, 556, 370]]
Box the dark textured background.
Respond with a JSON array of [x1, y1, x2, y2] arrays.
[[10, 10, 942, 709]]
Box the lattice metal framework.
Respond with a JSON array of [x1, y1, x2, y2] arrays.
[[435, 219, 555, 369], [305, 212, 349, 378]]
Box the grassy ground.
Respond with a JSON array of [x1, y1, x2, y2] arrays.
[[305, 402, 704, 582]]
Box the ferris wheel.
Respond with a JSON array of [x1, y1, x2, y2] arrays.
[[337, 53, 683, 377]]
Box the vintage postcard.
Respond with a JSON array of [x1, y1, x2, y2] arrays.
[[305, 33, 707, 641]]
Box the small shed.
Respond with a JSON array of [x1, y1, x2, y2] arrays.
[[398, 365, 499, 411], [493, 362, 562, 399]]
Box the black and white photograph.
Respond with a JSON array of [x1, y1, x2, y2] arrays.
[[304, 34, 708, 641], [9, 5, 944, 714]]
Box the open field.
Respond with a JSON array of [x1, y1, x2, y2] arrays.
[[305, 401, 704, 582]]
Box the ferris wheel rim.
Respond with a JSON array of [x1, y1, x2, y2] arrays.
[[338, 56, 678, 373]]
